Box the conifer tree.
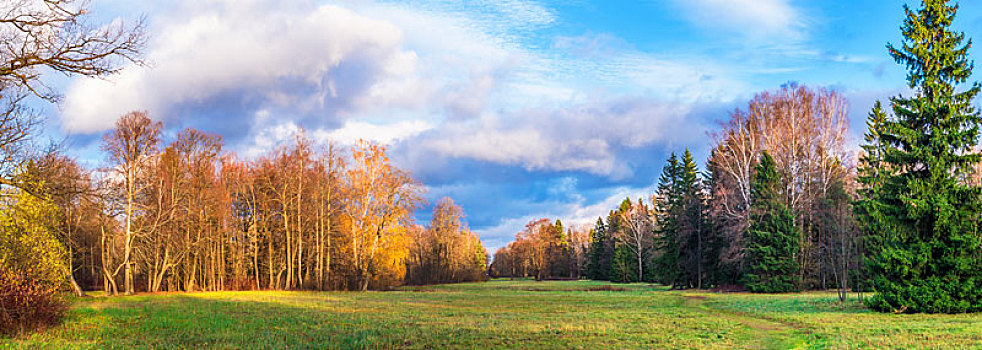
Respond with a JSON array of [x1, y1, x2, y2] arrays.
[[610, 243, 638, 283], [744, 152, 800, 293], [653, 153, 681, 285], [854, 101, 889, 293], [549, 219, 570, 277], [677, 149, 706, 289], [866, 0, 982, 313], [586, 217, 610, 280]]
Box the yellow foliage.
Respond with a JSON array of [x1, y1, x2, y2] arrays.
[[370, 224, 410, 288], [0, 190, 68, 288]]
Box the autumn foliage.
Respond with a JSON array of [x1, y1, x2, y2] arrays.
[[490, 219, 589, 280], [0, 267, 66, 337], [12, 112, 481, 295]]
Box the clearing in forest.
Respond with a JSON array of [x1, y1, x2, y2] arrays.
[[5, 279, 982, 349]]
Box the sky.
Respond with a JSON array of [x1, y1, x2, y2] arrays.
[[37, 0, 982, 252]]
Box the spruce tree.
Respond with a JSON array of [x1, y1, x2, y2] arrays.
[[744, 152, 800, 293], [653, 153, 681, 286], [678, 149, 706, 289], [867, 0, 982, 313], [854, 101, 890, 293], [550, 219, 570, 277], [586, 217, 609, 280], [610, 243, 638, 283]]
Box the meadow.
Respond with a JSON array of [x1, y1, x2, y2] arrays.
[[4, 279, 982, 349]]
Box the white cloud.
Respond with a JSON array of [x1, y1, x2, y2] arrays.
[[672, 0, 806, 39], [61, 0, 415, 133], [419, 97, 705, 176], [319, 120, 434, 145]]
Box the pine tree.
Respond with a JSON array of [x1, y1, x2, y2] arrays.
[[677, 149, 706, 289], [549, 219, 570, 277], [586, 217, 609, 280], [744, 152, 800, 293], [653, 153, 681, 286], [866, 0, 982, 313], [854, 101, 890, 293], [610, 243, 638, 283]]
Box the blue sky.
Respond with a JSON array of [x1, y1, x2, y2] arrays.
[[40, 0, 982, 252]]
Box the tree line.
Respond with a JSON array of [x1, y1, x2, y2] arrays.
[[491, 84, 858, 292], [6, 111, 491, 296], [489, 219, 590, 280]]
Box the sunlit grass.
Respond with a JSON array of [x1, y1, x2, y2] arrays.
[[4, 279, 981, 349]]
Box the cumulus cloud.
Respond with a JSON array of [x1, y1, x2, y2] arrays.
[[419, 97, 706, 176], [61, 0, 418, 134]]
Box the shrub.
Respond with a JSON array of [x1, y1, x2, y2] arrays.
[[0, 190, 68, 288], [0, 267, 67, 337]]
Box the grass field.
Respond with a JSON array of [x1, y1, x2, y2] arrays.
[[4, 279, 982, 349]]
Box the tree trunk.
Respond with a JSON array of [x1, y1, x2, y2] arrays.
[[124, 171, 135, 295]]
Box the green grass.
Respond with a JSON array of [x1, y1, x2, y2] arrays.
[[4, 279, 981, 349]]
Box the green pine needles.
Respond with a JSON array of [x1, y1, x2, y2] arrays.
[[863, 0, 982, 313], [744, 152, 800, 293]]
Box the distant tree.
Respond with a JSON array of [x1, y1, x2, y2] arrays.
[[547, 219, 570, 277], [866, 0, 982, 313], [744, 152, 800, 293], [653, 153, 681, 286], [705, 148, 746, 286], [609, 242, 637, 283], [24, 151, 97, 296], [585, 217, 610, 280], [406, 198, 488, 285], [677, 150, 707, 289], [817, 180, 859, 302], [617, 199, 653, 283], [102, 111, 161, 295], [708, 83, 851, 289], [566, 225, 591, 278]]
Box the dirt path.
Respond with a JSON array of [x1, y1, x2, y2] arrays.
[[681, 295, 806, 349]]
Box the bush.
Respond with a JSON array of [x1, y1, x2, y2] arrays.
[[0, 190, 68, 288], [0, 267, 67, 337]]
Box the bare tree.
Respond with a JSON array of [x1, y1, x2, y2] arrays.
[[0, 0, 145, 186], [618, 200, 654, 283], [102, 111, 160, 295]]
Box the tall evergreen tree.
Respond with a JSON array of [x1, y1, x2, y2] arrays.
[[610, 242, 638, 283], [854, 101, 890, 293], [744, 152, 800, 293], [677, 149, 706, 289], [549, 219, 570, 277], [867, 0, 982, 313], [586, 217, 609, 280], [653, 153, 681, 286]]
